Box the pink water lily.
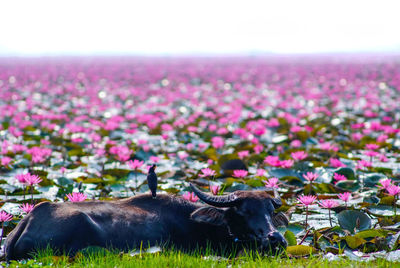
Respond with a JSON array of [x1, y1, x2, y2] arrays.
[[182, 192, 199, 202], [1, 156, 12, 166], [127, 159, 144, 170], [0, 210, 13, 246], [20, 203, 35, 214], [199, 168, 216, 177], [210, 185, 220, 195], [264, 177, 280, 189], [333, 173, 347, 183], [298, 195, 317, 227], [238, 150, 249, 159], [291, 151, 308, 161], [256, 169, 266, 177], [338, 192, 352, 204], [319, 199, 339, 209], [303, 172, 318, 182], [319, 199, 339, 227], [25, 174, 42, 186], [233, 169, 248, 179], [298, 195, 317, 206], [365, 143, 379, 150], [66, 192, 87, 202], [0, 211, 13, 222], [379, 178, 392, 190], [329, 158, 346, 168]]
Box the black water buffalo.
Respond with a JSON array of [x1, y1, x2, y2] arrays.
[[5, 184, 288, 260]]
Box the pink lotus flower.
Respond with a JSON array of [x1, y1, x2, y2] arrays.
[[351, 133, 364, 141], [379, 178, 392, 189], [333, 173, 347, 183], [264, 177, 280, 188], [320, 142, 339, 152], [264, 155, 281, 167], [303, 172, 318, 182], [0, 210, 12, 246], [386, 185, 400, 197], [1, 156, 12, 166], [364, 150, 379, 157], [298, 195, 317, 206], [149, 156, 160, 163], [329, 158, 346, 168], [377, 134, 388, 143], [16, 173, 27, 184], [127, 159, 144, 170], [338, 192, 352, 203], [254, 144, 264, 154], [290, 140, 302, 148], [210, 185, 220, 195], [365, 143, 379, 150], [291, 151, 308, 161], [199, 168, 216, 177], [256, 169, 266, 177], [319, 199, 339, 227], [25, 174, 42, 186], [211, 136, 225, 149], [279, 159, 294, 168], [379, 154, 389, 162], [177, 151, 189, 160], [238, 150, 249, 159], [319, 199, 339, 209], [60, 167, 67, 174], [0, 211, 13, 222], [182, 192, 199, 202], [20, 203, 35, 214], [233, 169, 248, 178], [356, 159, 372, 169], [298, 195, 317, 227], [66, 192, 87, 202]]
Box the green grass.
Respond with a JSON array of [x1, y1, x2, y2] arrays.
[[3, 247, 398, 268]]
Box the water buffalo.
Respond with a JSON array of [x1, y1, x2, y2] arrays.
[[5, 184, 288, 260]]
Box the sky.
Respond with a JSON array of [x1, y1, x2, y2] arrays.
[[0, 0, 399, 56]]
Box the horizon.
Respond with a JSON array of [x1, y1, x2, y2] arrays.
[[1, 0, 400, 57]]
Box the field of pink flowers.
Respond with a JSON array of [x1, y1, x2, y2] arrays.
[[1, 56, 400, 261]]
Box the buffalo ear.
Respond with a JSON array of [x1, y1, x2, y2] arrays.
[[272, 212, 289, 227], [190, 207, 226, 226]]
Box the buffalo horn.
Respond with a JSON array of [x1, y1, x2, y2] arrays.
[[189, 183, 238, 207]]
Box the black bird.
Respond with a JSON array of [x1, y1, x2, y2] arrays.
[[147, 164, 157, 199]]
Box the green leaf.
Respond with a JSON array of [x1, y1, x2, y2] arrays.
[[284, 230, 297, 246], [57, 176, 74, 186], [344, 235, 366, 249], [245, 179, 263, 187], [334, 167, 356, 180], [364, 173, 386, 188], [335, 180, 360, 192], [354, 229, 389, 239], [337, 210, 371, 234], [286, 245, 316, 256], [103, 168, 131, 179]]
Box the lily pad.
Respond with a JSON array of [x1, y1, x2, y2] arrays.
[[335, 180, 360, 192], [284, 230, 297, 246], [334, 167, 356, 180], [286, 245, 316, 256], [337, 210, 371, 234]]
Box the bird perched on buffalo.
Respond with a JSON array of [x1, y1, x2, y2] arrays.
[[147, 164, 157, 199]]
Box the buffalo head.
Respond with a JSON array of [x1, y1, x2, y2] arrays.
[[189, 183, 288, 253]]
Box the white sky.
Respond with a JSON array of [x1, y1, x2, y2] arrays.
[[0, 0, 399, 56]]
